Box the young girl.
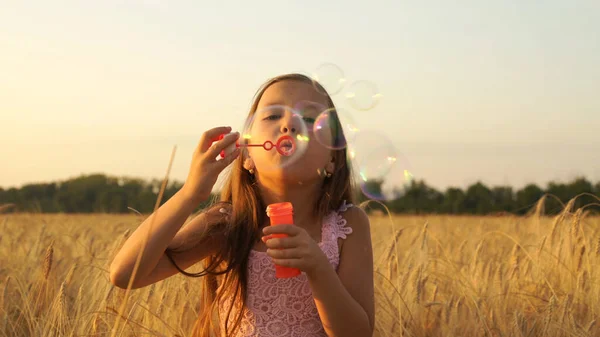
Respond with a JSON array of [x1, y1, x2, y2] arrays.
[[109, 73, 375, 337]]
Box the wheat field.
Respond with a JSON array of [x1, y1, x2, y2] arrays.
[[1, 198, 599, 337]]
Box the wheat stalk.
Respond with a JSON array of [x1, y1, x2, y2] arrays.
[[471, 240, 485, 277], [145, 284, 155, 304], [0, 203, 15, 213], [443, 297, 454, 325], [512, 310, 525, 337], [570, 209, 582, 241], [576, 246, 586, 273], [508, 244, 520, 280], [420, 222, 428, 250], [65, 264, 77, 287], [157, 291, 167, 316], [549, 214, 562, 247], [454, 297, 463, 318], [57, 280, 67, 315], [412, 265, 423, 304], [534, 195, 546, 217], [493, 265, 504, 296], [43, 242, 54, 280], [578, 270, 588, 294], [179, 300, 190, 328], [1, 275, 10, 316], [543, 295, 557, 335], [91, 314, 101, 335], [537, 235, 547, 261], [587, 319, 596, 333], [561, 294, 573, 325]]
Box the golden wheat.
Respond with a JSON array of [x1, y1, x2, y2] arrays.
[[42, 242, 53, 281], [1, 201, 599, 336]]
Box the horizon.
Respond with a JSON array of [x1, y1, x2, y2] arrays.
[[2, 169, 596, 193], [2, 1, 599, 192]]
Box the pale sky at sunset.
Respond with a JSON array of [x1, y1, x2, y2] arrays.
[[2, 1, 599, 191]]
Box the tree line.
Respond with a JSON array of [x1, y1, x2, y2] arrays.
[[1, 173, 599, 215]]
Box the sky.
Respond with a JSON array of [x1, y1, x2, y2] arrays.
[[1, 0, 599, 192]]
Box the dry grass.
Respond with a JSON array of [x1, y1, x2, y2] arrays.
[[1, 201, 599, 336]]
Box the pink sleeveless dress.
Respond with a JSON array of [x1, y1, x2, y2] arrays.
[[217, 201, 354, 337]]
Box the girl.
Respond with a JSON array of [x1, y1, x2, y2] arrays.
[[109, 73, 375, 337]]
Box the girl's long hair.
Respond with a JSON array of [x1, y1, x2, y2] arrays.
[[165, 73, 356, 337]]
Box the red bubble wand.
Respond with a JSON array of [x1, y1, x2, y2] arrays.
[[213, 134, 296, 158]]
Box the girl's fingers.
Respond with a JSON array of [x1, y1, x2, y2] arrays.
[[264, 236, 299, 249], [215, 148, 240, 170], [271, 258, 301, 268], [206, 132, 240, 161], [198, 126, 232, 153], [266, 247, 303, 259]]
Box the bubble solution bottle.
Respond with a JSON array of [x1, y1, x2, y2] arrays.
[[266, 202, 302, 278]]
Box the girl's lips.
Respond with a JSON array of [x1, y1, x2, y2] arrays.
[[276, 135, 295, 156]]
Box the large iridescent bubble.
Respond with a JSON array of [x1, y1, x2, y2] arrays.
[[294, 100, 359, 150], [348, 130, 414, 200]]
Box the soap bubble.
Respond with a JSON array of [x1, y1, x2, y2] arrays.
[[311, 63, 346, 96], [346, 80, 382, 111], [313, 106, 359, 150], [348, 131, 413, 200]]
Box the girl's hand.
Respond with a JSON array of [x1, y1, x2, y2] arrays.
[[262, 225, 330, 277], [182, 126, 240, 204]]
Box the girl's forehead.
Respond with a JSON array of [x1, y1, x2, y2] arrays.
[[258, 80, 329, 107]]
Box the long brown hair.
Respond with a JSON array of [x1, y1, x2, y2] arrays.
[[165, 73, 356, 337]]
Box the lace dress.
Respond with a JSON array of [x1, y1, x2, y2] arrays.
[[217, 201, 354, 337]]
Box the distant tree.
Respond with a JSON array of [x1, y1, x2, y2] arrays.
[[2, 174, 599, 215], [567, 177, 595, 209], [544, 177, 594, 213], [392, 180, 443, 214], [515, 184, 544, 215], [545, 181, 570, 214], [464, 182, 493, 214], [440, 187, 466, 214], [491, 186, 516, 213]]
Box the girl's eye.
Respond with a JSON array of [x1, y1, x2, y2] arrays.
[[303, 117, 316, 124], [264, 115, 281, 121]]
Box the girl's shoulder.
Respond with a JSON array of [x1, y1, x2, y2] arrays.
[[335, 200, 370, 233], [325, 200, 369, 241]]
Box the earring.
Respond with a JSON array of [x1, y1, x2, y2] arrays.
[[249, 168, 255, 174], [318, 168, 332, 178]]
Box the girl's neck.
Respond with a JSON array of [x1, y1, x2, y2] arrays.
[[256, 177, 322, 227]]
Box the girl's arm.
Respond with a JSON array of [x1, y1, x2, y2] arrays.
[[110, 126, 239, 289], [110, 189, 210, 289], [307, 206, 375, 337]]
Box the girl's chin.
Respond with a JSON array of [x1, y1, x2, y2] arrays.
[[255, 167, 322, 183]]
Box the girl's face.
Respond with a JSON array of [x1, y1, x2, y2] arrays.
[[245, 80, 334, 181]]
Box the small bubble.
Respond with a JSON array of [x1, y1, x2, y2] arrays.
[[346, 80, 382, 111], [311, 63, 346, 95]]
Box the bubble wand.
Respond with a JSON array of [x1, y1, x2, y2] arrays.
[[213, 134, 296, 158]]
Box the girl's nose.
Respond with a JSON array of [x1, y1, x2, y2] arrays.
[[281, 126, 296, 133], [280, 112, 298, 134]]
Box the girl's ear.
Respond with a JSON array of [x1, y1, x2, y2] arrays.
[[325, 156, 335, 173]]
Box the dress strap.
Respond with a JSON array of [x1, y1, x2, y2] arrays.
[[338, 200, 353, 213], [328, 200, 354, 240]]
